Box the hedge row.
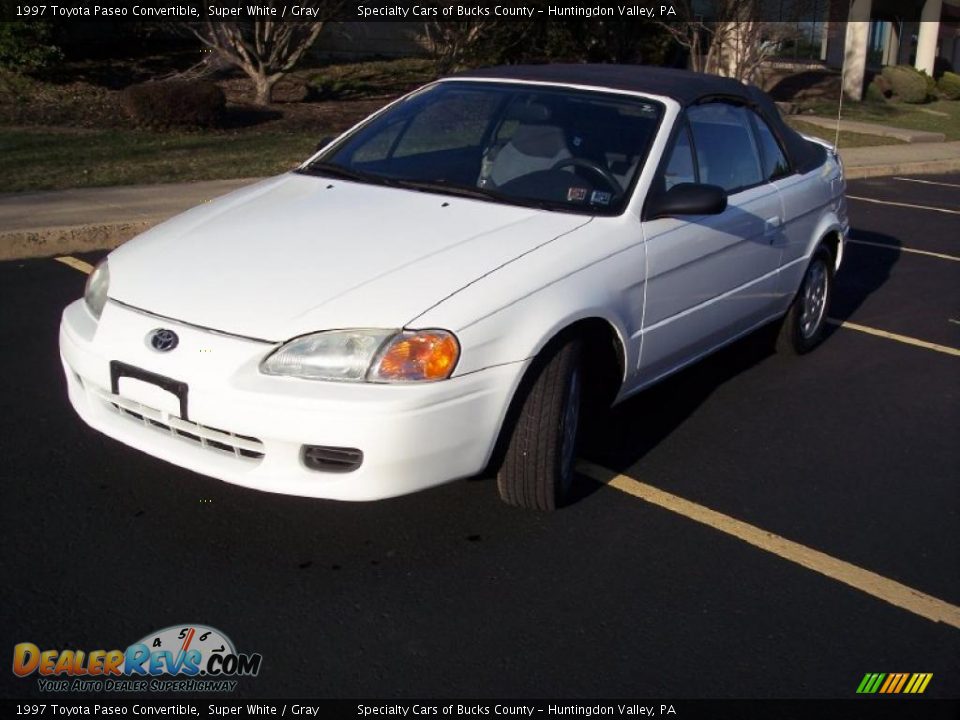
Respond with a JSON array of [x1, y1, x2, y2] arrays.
[[867, 65, 960, 103], [120, 80, 226, 129]]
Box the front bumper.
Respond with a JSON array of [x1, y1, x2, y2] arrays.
[[59, 299, 525, 501]]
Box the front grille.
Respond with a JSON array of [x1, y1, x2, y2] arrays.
[[92, 387, 265, 461]]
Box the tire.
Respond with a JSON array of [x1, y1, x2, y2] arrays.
[[777, 247, 834, 355], [496, 338, 582, 511]]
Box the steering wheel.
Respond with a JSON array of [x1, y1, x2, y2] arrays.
[[551, 158, 624, 196]]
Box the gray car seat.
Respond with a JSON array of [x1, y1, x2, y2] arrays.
[[483, 102, 572, 188]]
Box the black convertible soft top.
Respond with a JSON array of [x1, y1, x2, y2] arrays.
[[455, 64, 827, 175]]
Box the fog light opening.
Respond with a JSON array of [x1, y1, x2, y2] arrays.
[[301, 445, 363, 473]]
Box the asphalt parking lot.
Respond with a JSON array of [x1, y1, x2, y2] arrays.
[[1, 173, 957, 701]]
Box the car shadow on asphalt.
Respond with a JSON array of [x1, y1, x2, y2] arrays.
[[568, 228, 901, 505], [827, 228, 901, 328]]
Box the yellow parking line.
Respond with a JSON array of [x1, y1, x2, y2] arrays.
[[54, 256, 94, 274], [826, 319, 960, 357], [577, 460, 960, 630], [846, 239, 960, 262], [847, 195, 960, 215]]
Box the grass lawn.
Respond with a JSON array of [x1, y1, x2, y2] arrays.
[[802, 99, 960, 141], [0, 128, 318, 192], [785, 118, 906, 148]]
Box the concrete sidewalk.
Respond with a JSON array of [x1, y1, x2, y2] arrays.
[[0, 178, 257, 260], [2, 143, 960, 260], [0, 178, 256, 233], [838, 140, 960, 178], [800, 115, 946, 143]]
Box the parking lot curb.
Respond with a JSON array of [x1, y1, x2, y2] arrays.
[[844, 158, 960, 179], [0, 219, 159, 261]]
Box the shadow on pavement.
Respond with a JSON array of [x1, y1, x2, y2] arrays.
[[571, 227, 901, 500], [827, 228, 901, 328], [576, 328, 776, 493]]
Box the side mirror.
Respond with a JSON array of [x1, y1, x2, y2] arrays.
[[646, 183, 727, 220], [315, 135, 336, 152]]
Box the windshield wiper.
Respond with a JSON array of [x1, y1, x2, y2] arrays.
[[297, 162, 394, 187], [392, 178, 502, 201]]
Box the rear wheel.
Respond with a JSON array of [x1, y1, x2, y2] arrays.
[[496, 338, 582, 511], [777, 247, 833, 355]]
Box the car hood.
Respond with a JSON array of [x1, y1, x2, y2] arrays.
[[107, 174, 590, 341]]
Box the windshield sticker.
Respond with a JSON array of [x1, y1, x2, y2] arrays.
[[590, 191, 612, 205], [567, 187, 588, 202]]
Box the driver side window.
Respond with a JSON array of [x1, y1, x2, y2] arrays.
[[687, 103, 764, 193], [662, 122, 696, 191]]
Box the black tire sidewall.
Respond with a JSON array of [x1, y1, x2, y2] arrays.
[[496, 336, 583, 510]]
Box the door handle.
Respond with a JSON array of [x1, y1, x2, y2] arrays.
[[764, 216, 782, 244]]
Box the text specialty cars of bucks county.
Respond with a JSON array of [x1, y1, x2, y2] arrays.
[[60, 64, 848, 510]]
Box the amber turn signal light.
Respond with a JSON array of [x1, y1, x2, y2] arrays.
[[371, 330, 460, 382]]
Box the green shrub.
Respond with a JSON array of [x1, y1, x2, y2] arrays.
[[121, 80, 225, 129], [0, 22, 61, 72], [865, 79, 888, 103], [881, 65, 930, 103], [0, 67, 36, 102], [937, 71, 960, 100], [873, 74, 892, 95]]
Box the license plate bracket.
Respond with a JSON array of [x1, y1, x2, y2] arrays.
[[109, 361, 189, 421]]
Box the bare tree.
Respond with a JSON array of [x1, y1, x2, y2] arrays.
[[185, 2, 339, 105], [657, 1, 712, 74], [659, 0, 821, 84], [422, 21, 488, 74]]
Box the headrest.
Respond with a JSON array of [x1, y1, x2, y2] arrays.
[[505, 102, 552, 124], [509, 125, 567, 158]]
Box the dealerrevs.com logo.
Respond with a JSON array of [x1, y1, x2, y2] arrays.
[[12, 624, 262, 693]]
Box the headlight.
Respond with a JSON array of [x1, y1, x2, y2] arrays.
[[84, 259, 109, 320], [260, 329, 459, 383]]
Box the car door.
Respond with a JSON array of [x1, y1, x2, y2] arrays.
[[637, 102, 785, 384], [747, 107, 808, 309]]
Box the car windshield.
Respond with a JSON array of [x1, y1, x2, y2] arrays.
[[300, 81, 663, 214]]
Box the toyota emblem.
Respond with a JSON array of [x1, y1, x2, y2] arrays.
[[148, 328, 179, 352]]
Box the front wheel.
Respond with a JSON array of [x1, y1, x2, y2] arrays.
[[777, 247, 834, 355], [496, 338, 582, 511]]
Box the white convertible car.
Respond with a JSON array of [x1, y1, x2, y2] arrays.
[[60, 65, 847, 510]]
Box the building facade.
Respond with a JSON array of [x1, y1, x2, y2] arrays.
[[823, 0, 960, 98]]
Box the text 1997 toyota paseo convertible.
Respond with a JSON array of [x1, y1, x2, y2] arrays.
[[60, 65, 847, 510]]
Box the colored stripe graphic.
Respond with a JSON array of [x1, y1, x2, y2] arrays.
[[892, 673, 909, 693], [858, 673, 932, 694]]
